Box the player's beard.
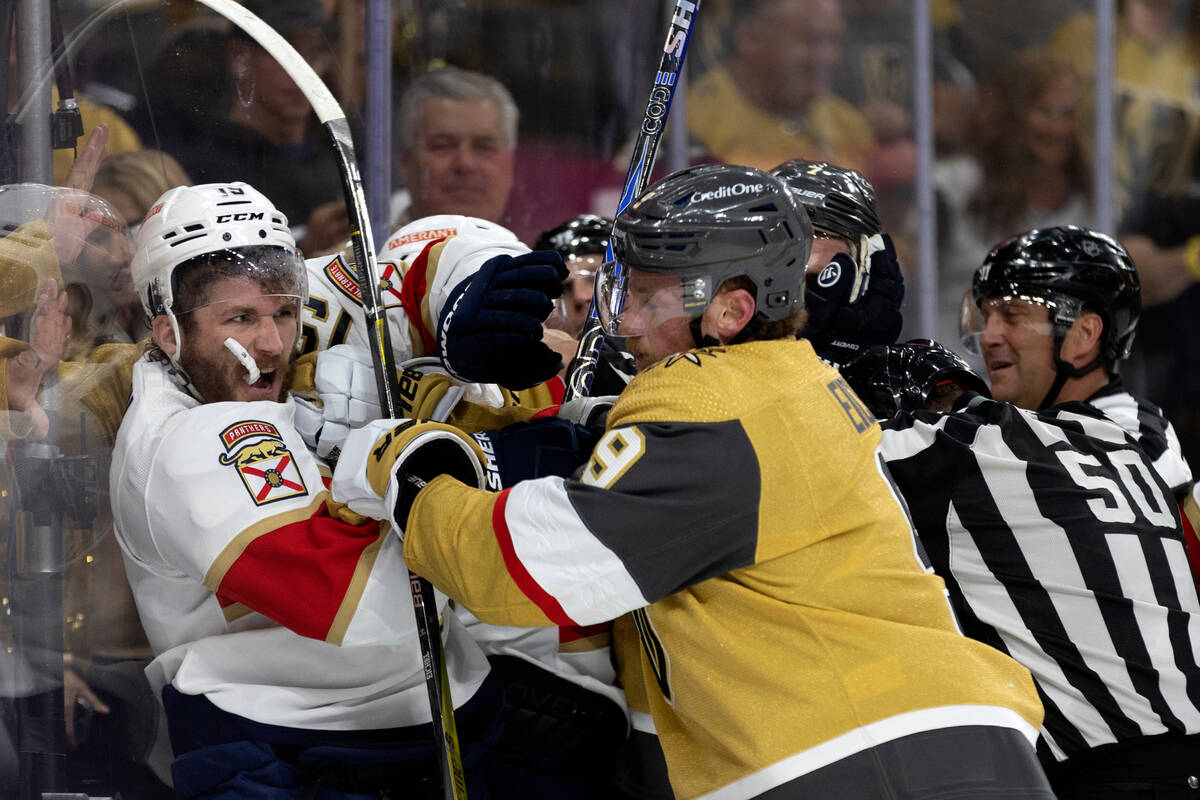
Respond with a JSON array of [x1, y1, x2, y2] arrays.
[[180, 344, 296, 404]]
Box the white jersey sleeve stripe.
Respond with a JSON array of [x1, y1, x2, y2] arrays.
[[502, 477, 649, 626]]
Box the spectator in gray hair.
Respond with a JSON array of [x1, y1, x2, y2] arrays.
[[395, 66, 519, 226]]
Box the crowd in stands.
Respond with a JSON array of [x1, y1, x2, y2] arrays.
[[3, 0, 1200, 796]]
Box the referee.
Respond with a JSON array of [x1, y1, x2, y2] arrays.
[[856, 227, 1200, 799]]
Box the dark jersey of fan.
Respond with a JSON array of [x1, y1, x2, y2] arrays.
[[879, 396, 1200, 769]]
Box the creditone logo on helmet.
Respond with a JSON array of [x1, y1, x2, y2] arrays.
[[689, 183, 765, 204], [817, 261, 841, 288]]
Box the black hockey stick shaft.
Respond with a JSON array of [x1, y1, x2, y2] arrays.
[[193, 3, 468, 797], [563, 0, 701, 401]]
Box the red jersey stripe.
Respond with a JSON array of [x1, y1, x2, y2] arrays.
[[491, 488, 577, 626], [214, 499, 384, 642], [399, 238, 445, 356]]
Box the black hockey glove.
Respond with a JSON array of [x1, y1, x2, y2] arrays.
[[803, 233, 905, 367], [438, 250, 569, 390], [469, 416, 601, 489]]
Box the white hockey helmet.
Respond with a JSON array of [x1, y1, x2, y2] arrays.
[[131, 182, 306, 361], [378, 214, 519, 264]]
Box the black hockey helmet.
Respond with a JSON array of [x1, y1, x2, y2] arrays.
[[770, 158, 880, 243], [535, 214, 613, 260], [841, 339, 990, 419], [598, 163, 812, 342], [971, 225, 1140, 363]]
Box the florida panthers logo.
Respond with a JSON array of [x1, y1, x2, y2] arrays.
[[218, 421, 309, 505]]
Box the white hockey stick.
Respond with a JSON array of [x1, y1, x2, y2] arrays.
[[61, 2, 469, 795]]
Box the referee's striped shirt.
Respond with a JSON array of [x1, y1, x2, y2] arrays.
[[880, 397, 1200, 764], [1086, 379, 1193, 497]]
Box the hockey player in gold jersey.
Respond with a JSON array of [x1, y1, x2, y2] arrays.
[[332, 164, 1055, 799]]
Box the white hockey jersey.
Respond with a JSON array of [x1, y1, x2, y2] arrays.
[[300, 233, 530, 359], [110, 356, 489, 730]]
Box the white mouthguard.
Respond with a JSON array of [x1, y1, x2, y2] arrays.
[[224, 337, 262, 385]]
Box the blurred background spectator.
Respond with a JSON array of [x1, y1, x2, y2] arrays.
[[392, 65, 516, 227], [934, 48, 1092, 346], [686, 0, 876, 175], [1049, 0, 1200, 217], [141, 0, 351, 256], [89, 149, 191, 343]]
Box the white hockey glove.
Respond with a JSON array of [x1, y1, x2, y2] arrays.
[[313, 346, 467, 459], [293, 396, 326, 452], [330, 418, 486, 539], [556, 394, 618, 430]]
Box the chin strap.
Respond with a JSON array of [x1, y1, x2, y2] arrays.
[[688, 315, 721, 349], [164, 358, 205, 403], [1038, 336, 1108, 410]]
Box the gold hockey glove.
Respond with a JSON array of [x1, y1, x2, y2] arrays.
[[330, 418, 485, 539]]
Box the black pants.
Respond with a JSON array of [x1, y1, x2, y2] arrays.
[[163, 673, 503, 799], [1045, 732, 1200, 800], [481, 655, 628, 800], [757, 725, 1055, 799]]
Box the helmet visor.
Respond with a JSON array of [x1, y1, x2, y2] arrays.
[[173, 246, 308, 315], [595, 260, 715, 338], [959, 289, 1058, 355]]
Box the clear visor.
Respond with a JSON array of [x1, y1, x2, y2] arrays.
[[566, 252, 604, 282], [595, 260, 714, 338], [174, 247, 308, 315], [959, 289, 1058, 355]]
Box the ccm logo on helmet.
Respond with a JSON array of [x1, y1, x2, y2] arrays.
[[216, 212, 265, 223], [689, 183, 764, 203]]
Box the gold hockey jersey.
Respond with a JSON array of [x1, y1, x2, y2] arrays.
[[404, 337, 1044, 799]]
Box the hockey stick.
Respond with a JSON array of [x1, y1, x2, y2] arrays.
[[186, 3, 468, 797], [46, 5, 467, 795], [563, 0, 701, 400]]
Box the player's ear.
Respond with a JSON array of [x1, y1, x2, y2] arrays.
[[1062, 310, 1103, 368], [709, 287, 756, 344], [152, 315, 178, 358]]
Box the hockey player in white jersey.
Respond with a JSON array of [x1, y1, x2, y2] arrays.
[[108, 182, 566, 799], [297, 211, 560, 391]]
